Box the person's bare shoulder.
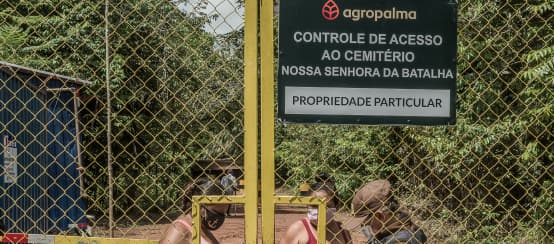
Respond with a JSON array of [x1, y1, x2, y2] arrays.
[[280, 219, 309, 244]]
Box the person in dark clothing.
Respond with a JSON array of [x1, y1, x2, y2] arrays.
[[346, 179, 427, 244]]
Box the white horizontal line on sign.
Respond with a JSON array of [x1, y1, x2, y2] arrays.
[[284, 87, 450, 117]]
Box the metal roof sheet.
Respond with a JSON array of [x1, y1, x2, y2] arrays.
[[0, 61, 92, 86]]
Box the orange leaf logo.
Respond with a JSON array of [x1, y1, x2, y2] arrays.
[[322, 0, 340, 21]]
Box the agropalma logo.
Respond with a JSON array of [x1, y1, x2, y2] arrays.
[[322, 0, 340, 20], [321, 0, 417, 22]]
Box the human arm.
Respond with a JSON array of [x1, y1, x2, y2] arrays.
[[334, 221, 353, 244], [280, 220, 308, 244], [159, 217, 192, 244], [338, 228, 352, 244]]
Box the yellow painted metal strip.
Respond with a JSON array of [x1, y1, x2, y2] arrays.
[[53, 236, 156, 244], [191, 198, 202, 244], [260, 0, 275, 240], [193, 195, 246, 204], [273, 196, 325, 205], [243, 0, 258, 241], [317, 202, 326, 244]]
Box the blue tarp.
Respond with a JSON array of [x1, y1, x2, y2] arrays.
[[1, 68, 88, 233], [46, 93, 87, 232]]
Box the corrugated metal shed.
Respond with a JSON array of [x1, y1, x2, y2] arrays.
[[1, 61, 91, 234]]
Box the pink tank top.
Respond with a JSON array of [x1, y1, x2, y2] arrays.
[[300, 219, 351, 244], [175, 219, 210, 244], [301, 218, 318, 244]]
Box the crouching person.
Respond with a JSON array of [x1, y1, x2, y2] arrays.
[[348, 179, 427, 244]]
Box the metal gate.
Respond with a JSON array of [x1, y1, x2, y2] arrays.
[[0, 0, 552, 243]]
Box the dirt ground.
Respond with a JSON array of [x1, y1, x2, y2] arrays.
[[96, 205, 366, 243]]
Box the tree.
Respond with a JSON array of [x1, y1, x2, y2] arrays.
[[0, 0, 244, 222], [275, 0, 552, 241]]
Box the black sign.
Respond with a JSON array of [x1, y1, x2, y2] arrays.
[[278, 0, 457, 125]]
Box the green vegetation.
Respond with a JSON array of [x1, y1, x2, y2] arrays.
[[0, 0, 244, 222], [276, 0, 553, 242], [0, 0, 551, 242]]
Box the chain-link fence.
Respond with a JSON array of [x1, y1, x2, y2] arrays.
[[274, 0, 553, 243], [1, 0, 247, 241], [1, 0, 553, 243]]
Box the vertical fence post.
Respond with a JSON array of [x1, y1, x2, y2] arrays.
[[104, 0, 114, 237], [244, 0, 259, 242], [260, 0, 275, 242]]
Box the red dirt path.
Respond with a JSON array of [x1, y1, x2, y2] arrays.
[[96, 205, 365, 243]]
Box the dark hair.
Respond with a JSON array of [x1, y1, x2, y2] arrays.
[[316, 172, 332, 184], [310, 180, 339, 207], [182, 177, 226, 212]]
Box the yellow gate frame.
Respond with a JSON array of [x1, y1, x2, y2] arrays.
[[190, 0, 328, 242], [188, 0, 259, 242], [259, 0, 327, 243], [190, 197, 326, 244]]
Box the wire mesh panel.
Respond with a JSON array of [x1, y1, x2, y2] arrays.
[[1, 63, 90, 235], [1, 0, 246, 242], [274, 0, 553, 243], [0, 0, 552, 243]]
